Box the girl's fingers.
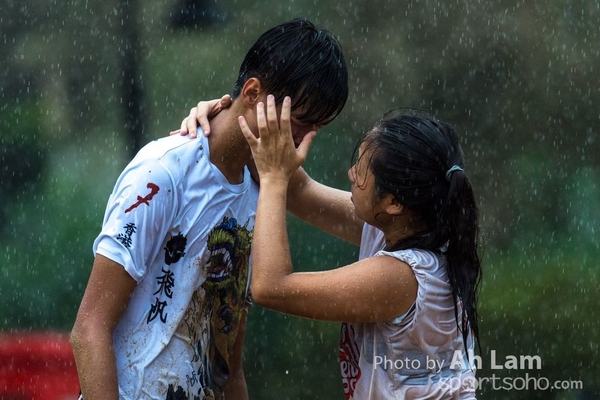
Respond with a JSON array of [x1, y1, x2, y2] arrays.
[[296, 131, 316, 161], [255, 101, 267, 139], [195, 101, 211, 136], [279, 96, 291, 136], [238, 116, 258, 147], [176, 96, 230, 140], [198, 116, 210, 137], [180, 116, 189, 134], [185, 108, 198, 138], [219, 94, 233, 110], [238, 94, 310, 181], [264, 95, 292, 144], [266, 95, 279, 135]]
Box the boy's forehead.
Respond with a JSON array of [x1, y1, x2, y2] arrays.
[[290, 101, 334, 126]]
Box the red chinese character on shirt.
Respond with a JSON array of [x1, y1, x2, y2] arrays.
[[125, 182, 160, 213]]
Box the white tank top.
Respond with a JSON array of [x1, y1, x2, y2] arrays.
[[339, 224, 477, 399]]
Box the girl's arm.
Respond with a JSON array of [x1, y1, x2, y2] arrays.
[[287, 167, 363, 246], [240, 96, 417, 323], [253, 170, 416, 323], [174, 97, 363, 245]]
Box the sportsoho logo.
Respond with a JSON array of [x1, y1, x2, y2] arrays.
[[439, 373, 584, 392]]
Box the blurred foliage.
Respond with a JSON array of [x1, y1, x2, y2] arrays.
[[1, 0, 599, 398], [0, 100, 46, 230], [478, 246, 600, 399]]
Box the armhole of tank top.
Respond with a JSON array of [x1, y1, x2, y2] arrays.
[[389, 302, 416, 325]]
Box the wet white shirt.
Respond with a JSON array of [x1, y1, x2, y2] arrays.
[[94, 134, 259, 399], [339, 224, 477, 399]]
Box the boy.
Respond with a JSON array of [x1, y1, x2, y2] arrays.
[[70, 18, 348, 400]]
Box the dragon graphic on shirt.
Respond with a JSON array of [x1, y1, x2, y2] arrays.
[[176, 216, 252, 399]]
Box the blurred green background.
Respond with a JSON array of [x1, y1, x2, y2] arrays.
[[1, 0, 598, 398]]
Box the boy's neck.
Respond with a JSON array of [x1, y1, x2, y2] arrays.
[[206, 108, 252, 185]]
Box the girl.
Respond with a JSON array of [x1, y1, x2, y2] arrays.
[[183, 95, 482, 399]]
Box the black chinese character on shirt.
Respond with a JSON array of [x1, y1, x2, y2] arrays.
[[147, 297, 168, 323], [116, 223, 137, 248], [154, 268, 175, 299]]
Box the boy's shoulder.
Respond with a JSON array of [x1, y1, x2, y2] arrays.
[[138, 134, 206, 162], [121, 135, 210, 188]]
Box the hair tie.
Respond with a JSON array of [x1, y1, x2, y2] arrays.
[[445, 165, 464, 181]]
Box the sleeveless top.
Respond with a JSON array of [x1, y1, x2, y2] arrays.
[[339, 224, 477, 399]]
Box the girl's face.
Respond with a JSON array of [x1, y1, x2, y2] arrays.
[[347, 140, 380, 223]]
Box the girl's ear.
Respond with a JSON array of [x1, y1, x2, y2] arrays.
[[240, 77, 263, 108], [384, 194, 404, 216]]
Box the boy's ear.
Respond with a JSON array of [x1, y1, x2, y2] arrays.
[[240, 77, 263, 108]]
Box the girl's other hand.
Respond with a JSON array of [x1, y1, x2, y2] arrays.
[[169, 94, 232, 138]]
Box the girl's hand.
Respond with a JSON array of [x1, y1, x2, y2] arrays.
[[169, 94, 232, 138], [238, 95, 315, 182]]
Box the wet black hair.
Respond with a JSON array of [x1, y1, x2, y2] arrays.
[[356, 110, 482, 351], [231, 18, 348, 125]]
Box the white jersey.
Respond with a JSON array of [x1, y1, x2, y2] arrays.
[[93, 134, 259, 399], [339, 224, 476, 400]]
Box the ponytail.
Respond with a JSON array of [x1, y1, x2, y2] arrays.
[[441, 168, 482, 352], [363, 110, 482, 352]]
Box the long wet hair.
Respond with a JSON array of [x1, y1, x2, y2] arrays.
[[232, 18, 348, 125], [356, 110, 482, 350]]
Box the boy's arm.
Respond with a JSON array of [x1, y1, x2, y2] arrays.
[[222, 309, 249, 400], [70, 254, 136, 400]]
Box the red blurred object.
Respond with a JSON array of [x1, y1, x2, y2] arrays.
[[0, 331, 80, 400]]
